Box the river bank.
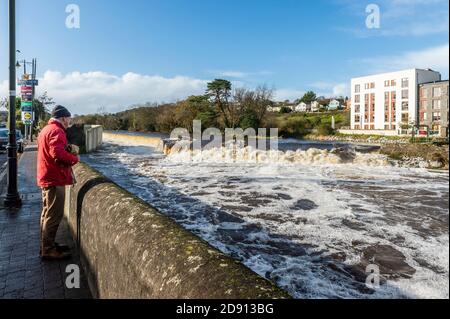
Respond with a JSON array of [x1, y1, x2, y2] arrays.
[[380, 143, 449, 170], [297, 134, 449, 170]]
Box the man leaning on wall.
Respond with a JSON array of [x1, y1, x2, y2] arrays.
[[37, 105, 80, 260]]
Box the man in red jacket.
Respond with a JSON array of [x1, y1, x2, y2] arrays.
[[37, 105, 79, 260]]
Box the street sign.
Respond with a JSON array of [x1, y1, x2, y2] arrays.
[[21, 86, 33, 93], [18, 80, 38, 86], [21, 96, 33, 102], [21, 106, 33, 112], [21, 101, 33, 110], [21, 111, 34, 123]]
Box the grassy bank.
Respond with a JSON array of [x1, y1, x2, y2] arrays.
[[275, 110, 350, 138], [380, 143, 449, 169]]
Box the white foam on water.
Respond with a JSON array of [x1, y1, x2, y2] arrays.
[[84, 142, 449, 299]]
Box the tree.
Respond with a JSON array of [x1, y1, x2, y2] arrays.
[[300, 91, 317, 104], [234, 86, 274, 129], [206, 79, 233, 128]]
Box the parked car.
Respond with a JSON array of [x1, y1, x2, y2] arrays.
[[0, 129, 24, 153], [16, 130, 24, 153]]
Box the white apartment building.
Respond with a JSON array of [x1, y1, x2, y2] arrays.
[[351, 69, 441, 135]]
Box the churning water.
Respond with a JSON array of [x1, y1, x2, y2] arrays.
[[83, 135, 449, 299]]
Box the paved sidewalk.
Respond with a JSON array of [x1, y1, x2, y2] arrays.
[[0, 146, 91, 299]]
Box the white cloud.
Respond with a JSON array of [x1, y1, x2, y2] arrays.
[[332, 83, 348, 96], [359, 43, 449, 77], [309, 82, 349, 97], [0, 69, 298, 113], [1, 70, 208, 115], [216, 71, 248, 78], [274, 89, 304, 102], [211, 70, 273, 79]]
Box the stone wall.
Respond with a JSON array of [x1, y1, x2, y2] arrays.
[[64, 162, 291, 299], [84, 125, 103, 153], [67, 124, 103, 154]]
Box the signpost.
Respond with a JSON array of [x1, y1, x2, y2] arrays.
[[19, 69, 38, 140]]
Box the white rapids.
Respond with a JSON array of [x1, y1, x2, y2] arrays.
[[84, 138, 449, 299]]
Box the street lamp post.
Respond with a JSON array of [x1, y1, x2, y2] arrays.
[[4, 0, 22, 208]]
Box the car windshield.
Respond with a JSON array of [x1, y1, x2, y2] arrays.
[[0, 130, 8, 138], [16, 131, 22, 139]]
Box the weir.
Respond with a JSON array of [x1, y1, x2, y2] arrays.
[[64, 162, 290, 299]]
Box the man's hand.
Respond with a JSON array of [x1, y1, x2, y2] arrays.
[[68, 144, 80, 155]]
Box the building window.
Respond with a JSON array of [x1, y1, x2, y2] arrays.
[[355, 84, 360, 93], [433, 87, 441, 98], [432, 100, 441, 110], [424, 113, 428, 121], [384, 80, 390, 87], [402, 102, 409, 111], [391, 80, 397, 87], [354, 105, 361, 113], [402, 113, 409, 122], [401, 78, 409, 88], [365, 83, 370, 90], [354, 95, 360, 103], [420, 100, 427, 111], [355, 115, 361, 123], [370, 82, 375, 89], [420, 87, 428, 98], [390, 91, 397, 122], [402, 90, 409, 99], [432, 112, 441, 121], [370, 93, 375, 123]]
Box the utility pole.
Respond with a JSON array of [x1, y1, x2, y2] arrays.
[[4, 0, 22, 208]]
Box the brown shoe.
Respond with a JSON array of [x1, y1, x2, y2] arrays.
[[41, 248, 71, 260]]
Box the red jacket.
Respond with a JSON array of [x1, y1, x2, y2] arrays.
[[37, 119, 79, 188]]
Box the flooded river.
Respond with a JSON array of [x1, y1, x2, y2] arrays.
[[83, 134, 449, 299]]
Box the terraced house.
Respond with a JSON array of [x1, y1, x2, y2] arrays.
[[350, 69, 442, 135]]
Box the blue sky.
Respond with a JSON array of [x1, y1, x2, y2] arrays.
[[1, 0, 449, 114]]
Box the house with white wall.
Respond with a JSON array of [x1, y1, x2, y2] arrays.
[[295, 102, 311, 112], [311, 101, 321, 112], [327, 99, 341, 111]]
